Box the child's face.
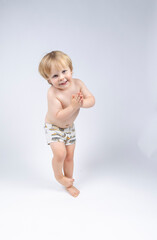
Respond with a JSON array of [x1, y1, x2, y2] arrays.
[[48, 65, 72, 90]]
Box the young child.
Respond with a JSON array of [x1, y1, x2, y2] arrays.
[[38, 50, 95, 197]]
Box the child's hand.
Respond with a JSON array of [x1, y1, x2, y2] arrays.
[[71, 91, 83, 109]]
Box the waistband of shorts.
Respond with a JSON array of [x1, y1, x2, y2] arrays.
[[44, 122, 74, 130]]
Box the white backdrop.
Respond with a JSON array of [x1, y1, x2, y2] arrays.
[[0, 0, 157, 239]]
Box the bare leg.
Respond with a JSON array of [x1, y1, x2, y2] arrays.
[[50, 142, 74, 188], [63, 144, 75, 178], [63, 144, 80, 197]]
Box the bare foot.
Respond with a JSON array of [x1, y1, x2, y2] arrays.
[[66, 186, 80, 197], [57, 176, 74, 188]]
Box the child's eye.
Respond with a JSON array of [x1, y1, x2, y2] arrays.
[[53, 75, 58, 78], [62, 70, 67, 73]]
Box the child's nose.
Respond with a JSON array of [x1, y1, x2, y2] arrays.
[[59, 74, 64, 80]]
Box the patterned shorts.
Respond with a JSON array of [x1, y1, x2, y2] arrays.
[[44, 123, 76, 146]]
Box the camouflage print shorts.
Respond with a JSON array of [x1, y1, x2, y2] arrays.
[[44, 123, 76, 146]]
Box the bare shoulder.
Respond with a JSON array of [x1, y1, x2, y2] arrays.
[[73, 78, 93, 98], [73, 78, 84, 88], [47, 86, 63, 111], [47, 86, 55, 97], [47, 86, 58, 102]]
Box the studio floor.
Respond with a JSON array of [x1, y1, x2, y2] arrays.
[[0, 159, 157, 240]]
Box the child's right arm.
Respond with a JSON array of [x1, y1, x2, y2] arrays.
[[48, 91, 83, 122]]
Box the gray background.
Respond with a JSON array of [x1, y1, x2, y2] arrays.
[[0, 0, 157, 239]]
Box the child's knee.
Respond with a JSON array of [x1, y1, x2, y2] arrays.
[[53, 150, 66, 162], [64, 156, 73, 163]]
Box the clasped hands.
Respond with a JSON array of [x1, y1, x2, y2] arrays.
[[71, 91, 84, 109]]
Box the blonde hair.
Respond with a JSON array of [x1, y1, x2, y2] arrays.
[[38, 50, 73, 85]]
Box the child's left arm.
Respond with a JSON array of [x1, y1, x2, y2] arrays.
[[78, 79, 95, 108]]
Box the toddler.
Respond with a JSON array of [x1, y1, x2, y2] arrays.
[[38, 50, 95, 197]]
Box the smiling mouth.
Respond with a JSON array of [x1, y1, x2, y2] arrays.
[[59, 80, 68, 85]]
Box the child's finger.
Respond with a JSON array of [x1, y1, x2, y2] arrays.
[[79, 92, 83, 97], [79, 97, 83, 102], [78, 96, 82, 102], [76, 94, 81, 101], [72, 94, 77, 100]]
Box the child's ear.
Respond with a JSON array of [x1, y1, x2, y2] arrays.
[[48, 79, 53, 85]]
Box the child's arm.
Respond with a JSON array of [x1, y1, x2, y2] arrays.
[[57, 105, 77, 121], [47, 90, 82, 122], [78, 79, 95, 108]]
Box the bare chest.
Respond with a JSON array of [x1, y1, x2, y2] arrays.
[[56, 82, 81, 108]]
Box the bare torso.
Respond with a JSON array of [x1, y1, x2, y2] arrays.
[[45, 78, 81, 128]]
